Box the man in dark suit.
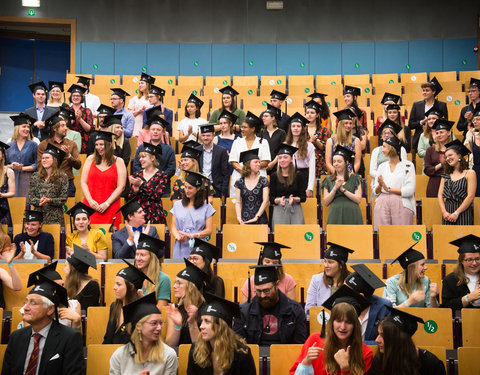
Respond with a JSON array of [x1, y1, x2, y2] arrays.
[[408, 77, 448, 152], [24, 81, 59, 142], [456, 78, 480, 138], [2, 274, 84, 375], [112, 200, 159, 259], [196, 124, 230, 198]]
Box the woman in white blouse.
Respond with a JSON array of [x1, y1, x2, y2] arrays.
[[177, 94, 207, 143], [128, 73, 154, 137], [229, 112, 271, 198], [373, 136, 416, 230]]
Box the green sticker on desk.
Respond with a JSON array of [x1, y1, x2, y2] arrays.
[[63, 205, 68, 213], [192, 90, 198, 95], [168, 79, 173, 85], [223, 80, 228, 85], [277, 79, 282, 84], [99, 228, 106, 235], [164, 210, 168, 217], [304, 232, 314, 241], [205, 235, 211, 241], [135, 89, 139, 94], [110, 79, 115, 84], [389, 80, 394, 84], [248, 89, 253, 95], [412, 232, 422, 241], [364, 88, 370, 93], [331, 81, 336, 85], [327, 102, 331, 107], [424, 320, 438, 334], [262, 100, 267, 106], [454, 100, 461, 105], [304, 88, 310, 93]]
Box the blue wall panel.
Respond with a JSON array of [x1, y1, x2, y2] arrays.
[[408, 40, 443, 73], [114, 43, 147, 75], [309, 43, 342, 75], [443, 38, 477, 72], [277, 43, 309, 75], [342, 42, 375, 75], [147, 44, 180, 76], [244, 44, 277, 76], [375, 41, 409, 74], [212, 44, 244, 76], [179, 44, 212, 76], [80, 42, 114, 75]]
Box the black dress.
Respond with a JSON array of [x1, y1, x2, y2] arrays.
[[441, 272, 478, 314], [260, 128, 286, 174], [234, 177, 269, 224], [75, 280, 101, 311], [102, 303, 131, 344], [0, 172, 12, 226]]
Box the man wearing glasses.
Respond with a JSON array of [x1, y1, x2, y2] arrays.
[[110, 88, 135, 138]]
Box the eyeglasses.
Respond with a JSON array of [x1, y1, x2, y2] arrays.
[[145, 320, 163, 327], [255, 286, 274, 295], [463, 257, 480, 264]]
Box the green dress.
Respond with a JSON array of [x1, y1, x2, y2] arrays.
[[209, 108, 246, 125], [322, 174, 363, 225]]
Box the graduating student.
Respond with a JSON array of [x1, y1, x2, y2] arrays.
[[24, 81, 58, 141]]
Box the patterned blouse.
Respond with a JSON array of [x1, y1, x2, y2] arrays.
[[313, 126, 330, 177], [69, 105, 93, 153], [170, 178, 215, 201]]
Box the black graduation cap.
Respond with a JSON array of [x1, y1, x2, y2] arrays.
[[270, 90, 287, 101], [58, 104, 75, 121], [181, 144, 202, 161], [28, 276, 68, 308], [324, 242, 354, 263], [110, 88, 130, 99], [142, 142, 162, 156], [449, 234, 480, 254], [432, 118, 454, 131], [94, 130, 113, 143], [177, 258, 209, 290], [25, 210, 43, 223], [250, 264, 278, 285], [385, 306, 424, 336], [190, 238, 220, 262], [333, 145, 354, 163], [0, 141, 9, 154], [44, 143, 66, 165], [239, 148, 260, 163], [137, 233, 165, 259], [255, 241, 290, 260], [76, 76, 92, 87], [333, 108, 356, 121], [384, 136, 402, 158], [67, 84, 87, 95], [378, 119, 402, 135], [386, 104, 401, 111], [201, 292, 241, 326], [218, 110, 238, 124], [381, 92, 401, 104], [68, 244, 98, 273], [185, 170, 207, 188], [245, 111, 263, 131], [429, 77, 443, 96], [219, 86, 239, 97], [345, 264, 385, 299], [140, 72, 156, 85], [343, 85, 361, 97], [97, 104, 115, 116], [289, 112, 309, 127], [322, 284, 370, 316], [469, 78, 480, 88], [66, 201, 96, 219], [28, 81, 48, 93], [187, 93, 204, 108], [305, 100, 322, 113], [144, 106, 163, 120], [27, 262, 62, 287], [199, 124, 215, 134], [445, 139, 471, 157], [104, 114, 123, 126], [265, 104, 281, 119], [10, 113, 35, 126], [123, 292, 160, 327], [48, 81, 64, 92], [391, 242, 424, 281], [44, 112, 64, 129], [117, 259, 154, 289], [308, 92, 327, 100], [276, 143, 298, 156], [424, 106, 444, 118], [149, 85, 165, 96], [146, 115, 169, 129], [116, 199, 141, 218]]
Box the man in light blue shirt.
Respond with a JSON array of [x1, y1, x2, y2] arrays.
[[110, 88, 135, 138]]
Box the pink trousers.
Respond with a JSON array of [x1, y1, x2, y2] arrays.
[[373, 193, 414, 231]]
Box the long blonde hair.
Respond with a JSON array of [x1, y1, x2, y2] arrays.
[[36, 156, 62, 184], [336, 120, 353, 146], [178, 280, 205, 308], [0, 154, 5, 187], [130, 315, 165, 364], [398, 261, 424, 296], [179, 160, 200, 182], [65, 264, 94, 299], [137, 83, 151, 99], [193, 316, 248, 372], [11, 126, 33, 141], [143, 254, 161, 296], [434, 132, 452, 152]]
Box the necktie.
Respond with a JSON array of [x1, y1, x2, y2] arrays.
[[132, 226, 142, 232], [25, 333, 42, 375]]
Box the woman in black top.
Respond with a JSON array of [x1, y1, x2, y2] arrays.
[[261, 104, 286, 174], [270, 143, 307, 225]]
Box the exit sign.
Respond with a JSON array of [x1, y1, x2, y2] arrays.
[[27, 9, 36, 16]]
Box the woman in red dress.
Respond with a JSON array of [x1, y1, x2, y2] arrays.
[[81, 131, 126, 229]]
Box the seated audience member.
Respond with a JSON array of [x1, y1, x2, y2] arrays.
[[6, 113, 38, 197], [128, 142, 168, 224], [213, 109, 239, 153], [261, 104, 286, 174], [290, 286, 373, 375], [187, 293, 256, 375], [177, 94, 206, 142], [109, 293, 178, 375], [141, 85, 173, 135], [127, 72, 154, 137], [233, 265, 307, 345], [135, 233, 171, 308], [408, 77, 448, 152], [0, 142, 14, 226], [65, 245, 101, 310], [47, 80, 65, 107], [166, 259, 209, 347], [305, 98, 330, 177], [58, 103, 82, 152], [1, 274, 84, 375], [371, 307, 446, 375], [86, 104, 115, 155], [374, 92, 403, 133], [234, 148, 269, 225], [104, 114, 131, 168], [103, 260, 152, 344], [65, 202, 108, 261], [441, 234, 480, 313], [68, 83, 94, 153], [112, 200, 159, 259], [14, 210, 54, 261], [188, 238, 225, 297], [383, 244, 438, 308], [456, 78, 480, 138], [341, 85, 368, 130], [76, 75, 100, 115], [240, 242, 296, 303], [197, 124, 230, 198], [209, 86, 246, 132], [260, 90, 291, 132], [466, 107, 480, 197], [110, 88, 135, 138], [416, 106, 443, 161], [29, 143, 68, 226], [378, 103, 411, 153], [322, 145, 363, 225], [24, 81, 58, 141], [305, 242, 353, 315]]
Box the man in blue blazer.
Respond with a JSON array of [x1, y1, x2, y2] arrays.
[[24, 81, 59, 141]]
